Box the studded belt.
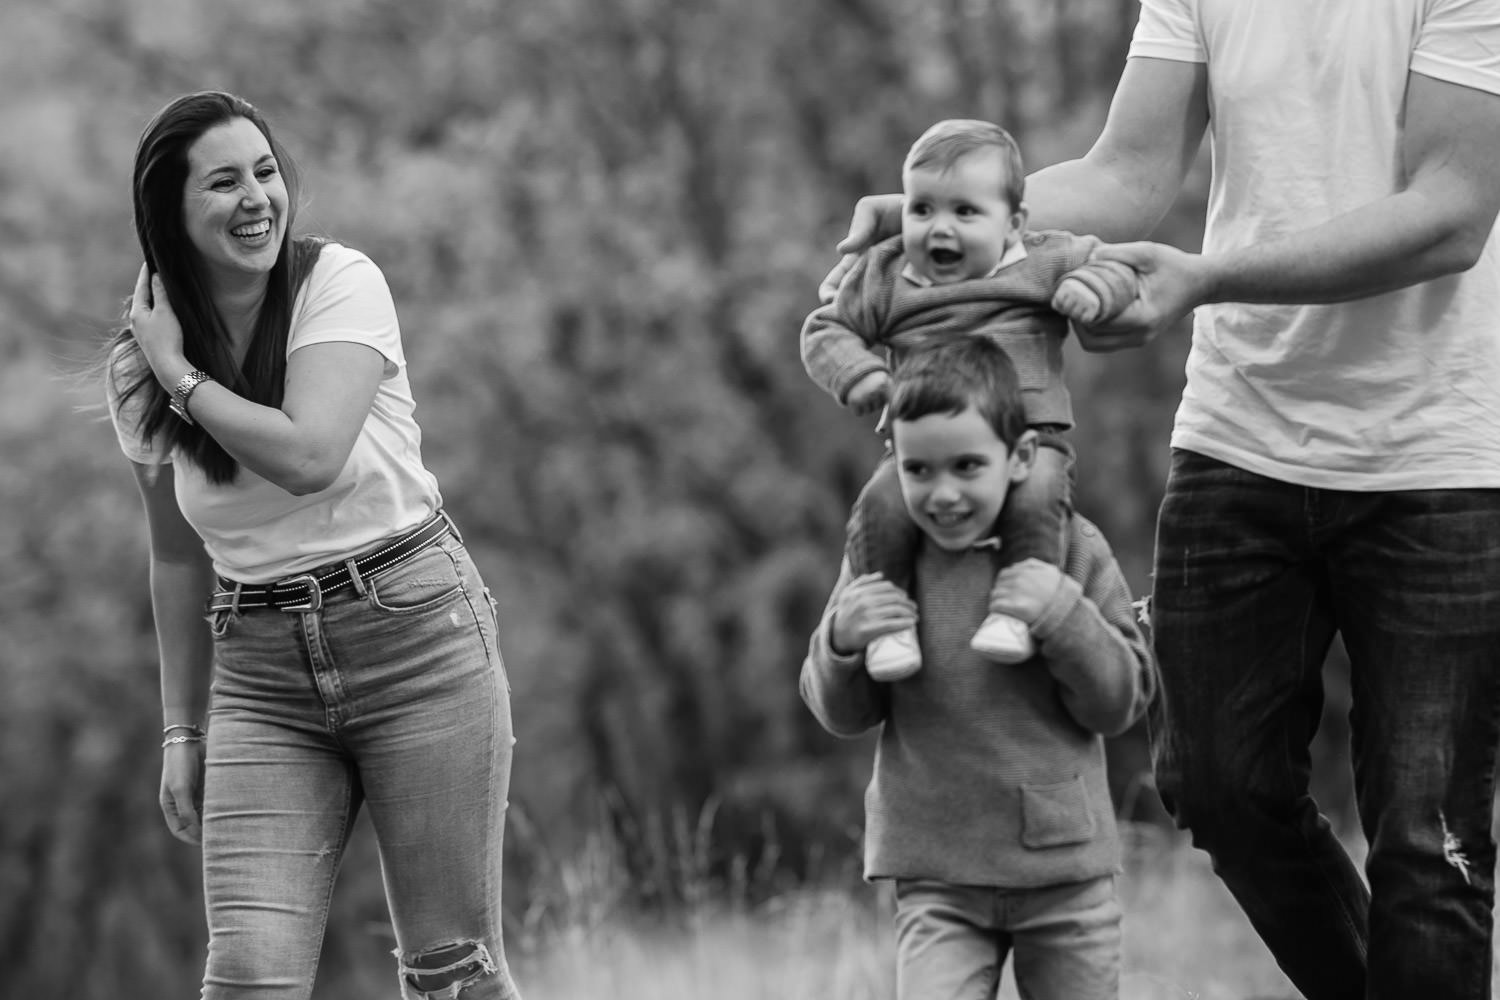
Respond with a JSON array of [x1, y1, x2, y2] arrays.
[[206, 511, 453, 613]]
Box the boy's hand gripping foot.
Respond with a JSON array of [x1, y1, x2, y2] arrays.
[[970, 612, 1035, 664], [866, 627, 923, 681]]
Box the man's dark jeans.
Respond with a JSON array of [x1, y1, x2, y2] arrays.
[[1152, 448, 1500, 1000]]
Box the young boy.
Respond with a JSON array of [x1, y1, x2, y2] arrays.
[[801, 338, 1155, 1000], [801, 119, 1136, 680]]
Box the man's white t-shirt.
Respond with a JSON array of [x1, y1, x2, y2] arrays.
[[1131, 0, 1500, 489], [111, 243, 442, 583]]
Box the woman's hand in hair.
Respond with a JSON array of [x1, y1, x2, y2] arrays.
[[129, 263, 192, 388]]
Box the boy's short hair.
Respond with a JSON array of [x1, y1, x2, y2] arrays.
[[889, 338, 1028, 448], [903, 119, 1025, 210]]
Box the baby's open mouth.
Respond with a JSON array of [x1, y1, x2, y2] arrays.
[[930, 248, 963, 266]]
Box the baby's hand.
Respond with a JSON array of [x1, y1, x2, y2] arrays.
[[830, 573, 917, 656], [845, 370, 892, 417], [988, 559, 1064, 626], [1052, 276, 1104, 325]]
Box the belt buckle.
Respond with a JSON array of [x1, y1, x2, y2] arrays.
[[277, 574, 323, 613]]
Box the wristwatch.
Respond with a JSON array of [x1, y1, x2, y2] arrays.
[[168, 370, 214, 425]]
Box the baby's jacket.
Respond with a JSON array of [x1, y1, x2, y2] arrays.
[[801, 231, 1132, 430]]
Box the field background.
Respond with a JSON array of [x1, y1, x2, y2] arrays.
[[0, 0, 1482, 996]]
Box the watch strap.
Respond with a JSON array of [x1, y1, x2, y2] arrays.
[[168, 370, 214, 425]]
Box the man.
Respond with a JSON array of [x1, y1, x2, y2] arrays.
[[828, 2, 1500, 997]]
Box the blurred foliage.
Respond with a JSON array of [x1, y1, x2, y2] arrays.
[[0, 0, 1357, 995]]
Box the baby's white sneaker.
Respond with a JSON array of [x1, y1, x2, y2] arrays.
[[970, 612, 1035, 664], [866, 627, 922, 681]]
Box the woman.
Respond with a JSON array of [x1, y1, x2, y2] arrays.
[[106, 91, 522, 1000]]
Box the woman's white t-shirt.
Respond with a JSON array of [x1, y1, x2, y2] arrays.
[[1131, 0, 1500, 489], [111, 243, 442, 583]]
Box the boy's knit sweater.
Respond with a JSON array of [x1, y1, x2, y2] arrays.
[[801, 231, 1132, 429], [801, 515, 1155, 888]]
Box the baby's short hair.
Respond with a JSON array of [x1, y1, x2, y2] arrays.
[[889, 338, 1028, 449], [904, 119, 1025, 210]]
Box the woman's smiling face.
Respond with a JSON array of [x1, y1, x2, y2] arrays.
[[181, 117, 287, 290]]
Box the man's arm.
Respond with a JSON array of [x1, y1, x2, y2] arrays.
[[1026, 56, 1209, 241], [1095, 71, 1500, 338]]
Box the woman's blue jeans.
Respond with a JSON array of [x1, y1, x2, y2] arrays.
[[201, 529, 520, 1000], [1152, 449, 1500, 1000]]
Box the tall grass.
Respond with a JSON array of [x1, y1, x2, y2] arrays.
[[509, 815, 1500, 1000], [507, 819, 1309, 1000]]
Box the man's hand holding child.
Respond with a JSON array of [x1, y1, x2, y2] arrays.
[[819, 194, 905, 302]]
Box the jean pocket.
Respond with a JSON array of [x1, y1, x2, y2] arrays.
[[1020, 775, 1097, 849], [366, 545, 466, 615], [205, 604, 237, 639]]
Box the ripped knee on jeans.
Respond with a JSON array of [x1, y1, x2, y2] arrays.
[[397, 940, 497, 999]]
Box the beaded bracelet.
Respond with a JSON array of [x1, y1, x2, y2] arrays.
[[162, 734, 207, 749], [162, 723, 205, 737]]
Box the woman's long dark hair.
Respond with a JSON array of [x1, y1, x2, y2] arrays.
[[108, 91, 324, 484]]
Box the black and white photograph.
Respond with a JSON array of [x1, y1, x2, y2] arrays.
[[5, 1, 1500, 997]]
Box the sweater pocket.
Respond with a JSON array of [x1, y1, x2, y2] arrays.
[[1020, 775, 1097, 849]]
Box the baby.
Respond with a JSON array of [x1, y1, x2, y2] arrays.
[[800, 118, 1136, 678]]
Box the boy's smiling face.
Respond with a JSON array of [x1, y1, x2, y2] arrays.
[[893, 404, 1035, 551], [901, 147, 1027, 285]]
